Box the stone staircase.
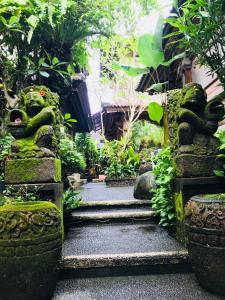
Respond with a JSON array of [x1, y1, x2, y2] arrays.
[[52, 183, 220, 300]]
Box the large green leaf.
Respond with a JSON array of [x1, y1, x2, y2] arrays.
[[147, 81, 168, 93], [148, 102, 164, 124], [161, 52, 186, 67], [137, 34, 164, 69], [112, 62, 148, 77]]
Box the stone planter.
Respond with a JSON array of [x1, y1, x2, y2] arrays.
[[105, 177, 136, 187], [0, 201, 63, 300], [185, 194, 225, 295]]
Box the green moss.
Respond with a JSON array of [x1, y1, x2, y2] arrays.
[[199, 193, 225, 200], [5, 158, 61, 183], [54, 158, 61, 182], [0, 200, 59, 213], [174, 192, 184, 222], [167, 89, 183, 153]]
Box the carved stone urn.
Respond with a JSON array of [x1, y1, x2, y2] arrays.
[[0, 201, 63, 300], [185, 194, 225, 295]]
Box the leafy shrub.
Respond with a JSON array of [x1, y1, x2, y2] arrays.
[[62, 188, 82, 215], [0, 186, 39, 206], [59, 136, 86, 186], [151, 147, 176, 227], [101, 139, 140, 178], [131, 120, 164, 151], [0, 134, 14, 180], [75, 133, 99, 175], [214, 130, 225, 177]]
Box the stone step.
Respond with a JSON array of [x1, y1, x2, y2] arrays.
[[77, 199, 150, 211], [71, 208, 155, 224], [61, 250, 189, 278], [61, 223, 187, 277], [53, 273, 218, 300]]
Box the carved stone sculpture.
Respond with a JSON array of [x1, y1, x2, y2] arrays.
[[8, 86, 60, 159], [0, 201, 62, 300], [5, 86, 62, 184], [168, 83, 224, 177]]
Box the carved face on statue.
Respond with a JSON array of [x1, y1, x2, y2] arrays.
[[23, 90, 46, 116], [181, 83, 207, 113]]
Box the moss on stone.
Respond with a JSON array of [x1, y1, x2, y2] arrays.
[[174, 192, 184, 222], [199, 193, 225, 200], [0, 200, 58, 213], [5, 158, 61, 183]]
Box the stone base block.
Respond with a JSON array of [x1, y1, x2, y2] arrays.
[[175, 154, 220, 177], [5, 158, 61, 184]]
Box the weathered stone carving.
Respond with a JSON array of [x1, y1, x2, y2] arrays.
[[8, 86, 61, 159], [0, 201, 62, 300], [5, 86, 62, 184], [185, 195, 225, 295], [168, 83, 224, 177]]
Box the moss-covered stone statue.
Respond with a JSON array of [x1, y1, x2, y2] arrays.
[[5, 86, 62, 184], [168, 83, 224, 177]]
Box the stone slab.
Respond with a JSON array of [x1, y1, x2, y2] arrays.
[[5, 158, 61, 184], [62, 250, 188, 270], [53, 273, 223, 300], [63, 223, 185, 257]]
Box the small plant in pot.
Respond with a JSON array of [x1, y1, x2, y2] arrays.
[[0, 188, 63, 300], [63, 188, 82, 232], [185, 194, 225, 295]]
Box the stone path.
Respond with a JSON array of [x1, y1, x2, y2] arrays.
[[53, 182, 224, 300]]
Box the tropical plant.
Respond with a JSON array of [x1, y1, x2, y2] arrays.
[[214, 130, 225, 177], [74, 133, 99, 175], [0, 134, 13, 180], [0, 0, 129, 100], [62, 188, 82, 215], [0, 185, 39, 205], [59, 136, 86, 186], [101, 139, 140, 178], [151, 147, 176, 227], [167, 0, 225, 89], [130, 120, 164, 151]]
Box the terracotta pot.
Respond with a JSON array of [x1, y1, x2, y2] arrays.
[[185, 194, 225, 295], [0, 201, 63, 300]]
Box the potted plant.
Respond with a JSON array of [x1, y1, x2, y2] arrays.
[[0, 197, 63, 300], [185, 194, 225, 295], [62, 188, 82, 232]]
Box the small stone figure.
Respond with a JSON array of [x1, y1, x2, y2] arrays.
[[168, 83, 224, 177], [8, 86, 61, 159]]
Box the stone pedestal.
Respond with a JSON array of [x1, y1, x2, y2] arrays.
[[175, 155, 221, 177], [173, 176, 225, 243], [5, 158, 61, 184]]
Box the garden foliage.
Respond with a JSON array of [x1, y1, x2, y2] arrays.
[[74, 133, 99, 175], [151, 147, 176, 227], [62, 188, 82, 215], [167, 0, 225, 88], [100, 138, 140, 179], [0, 134, 13, 180], [59, 136, 86, 184], [0, 0, 129, 95], [214, 130, 225, 177]]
